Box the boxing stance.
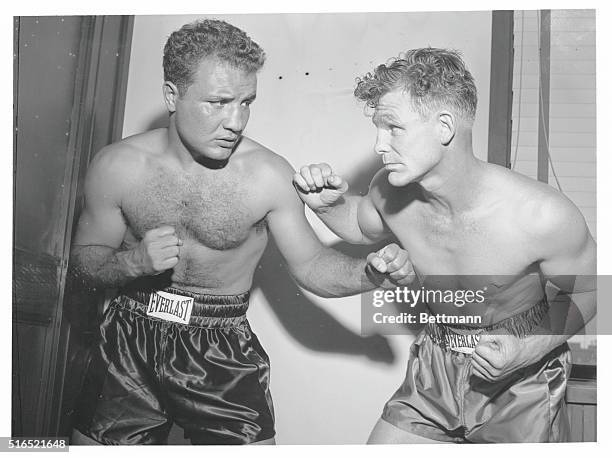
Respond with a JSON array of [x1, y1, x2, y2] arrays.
[[69, 19, 414, 445], [294, 48, 596, 443]]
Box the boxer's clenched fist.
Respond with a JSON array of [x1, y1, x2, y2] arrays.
[[367, 243, 415, 286], [129, 226, 183, 276], [293, 163, 349, 211]]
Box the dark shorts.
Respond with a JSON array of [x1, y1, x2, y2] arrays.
[[73, 287, 275, 445], [382, 312, 572, 443]]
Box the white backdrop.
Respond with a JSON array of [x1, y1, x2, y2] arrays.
[[123, 12, 493, 444]]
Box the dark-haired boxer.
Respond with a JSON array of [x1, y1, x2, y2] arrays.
[[69, 19, 414, 446], [294, 48, 596, 443]]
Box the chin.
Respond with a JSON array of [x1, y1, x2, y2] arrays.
[[387, 171, 413, 187]]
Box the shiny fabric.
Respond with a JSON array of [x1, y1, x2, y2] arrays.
[[73, 288, 275, 445], [382, 309, 571, 443]]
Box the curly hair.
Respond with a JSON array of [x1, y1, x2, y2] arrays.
[[163, 19, 266, 95], [354, 48, 477, 122]]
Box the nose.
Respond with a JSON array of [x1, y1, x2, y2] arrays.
[[223, 104, 249, 134], [374, 129, 390, 155]]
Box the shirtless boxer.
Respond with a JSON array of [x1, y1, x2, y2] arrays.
[[69, 19, 413, 445], [294, 48, 596, 443]]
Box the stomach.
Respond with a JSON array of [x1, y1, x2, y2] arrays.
[[149, 233, 267, 295]]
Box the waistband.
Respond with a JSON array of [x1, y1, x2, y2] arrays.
[[425, 298, 549, 353], [114, 286, 250, 328]]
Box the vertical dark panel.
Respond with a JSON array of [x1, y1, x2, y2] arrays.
[[13, 15, 134, 437], [14, 16, 83, 257], [487, 11, 514, 168], [537, 10, 551, 183], [13, 16, 85, 436]]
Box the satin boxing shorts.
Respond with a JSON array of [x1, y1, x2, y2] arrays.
[[73, 287, 275, 445], [382, 300, 572, 443]]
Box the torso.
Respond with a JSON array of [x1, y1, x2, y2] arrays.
[[117, 130, 273, 294], [370, 163, 552, 320]]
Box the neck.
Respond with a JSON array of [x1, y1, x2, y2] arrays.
[[166, 117, 229, 171], [417, 134, 483, 215]]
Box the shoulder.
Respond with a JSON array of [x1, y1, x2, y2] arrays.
[[520, 186, 588, 240], [85, 131, 161, 194], [489, 165, 592, 251], [235, 136, 295, 183]]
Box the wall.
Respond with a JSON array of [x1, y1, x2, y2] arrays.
[[510, 10, 597, 361], [123, 12, 493, 444], [511, 9, 596, 240]]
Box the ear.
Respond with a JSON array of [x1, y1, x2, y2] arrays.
[[163, 81, 179, 113], [437, 111, 456, 146]]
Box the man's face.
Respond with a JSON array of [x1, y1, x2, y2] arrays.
[[372, 89, 442, 187], [172, 58, 257, 162]]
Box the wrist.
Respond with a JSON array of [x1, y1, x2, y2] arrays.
[[116, 249, 144, 278]]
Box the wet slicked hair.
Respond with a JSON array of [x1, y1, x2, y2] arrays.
[[163, 19, 266, 95], [354, 48, 477, 122]]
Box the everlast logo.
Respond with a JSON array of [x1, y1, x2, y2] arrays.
[[146, 291, 194, 325], [446, 333, 480, 354]]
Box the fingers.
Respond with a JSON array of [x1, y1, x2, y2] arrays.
[[367, 252, 387, 273], [376, 243, 415, 284], [471, 351, 499, 380], [327, 174, 349, 193], [470, 356, 496, 382], [379, 243, 407, 272], [295, 163, 343, 191], [293, 172, 310, 192]]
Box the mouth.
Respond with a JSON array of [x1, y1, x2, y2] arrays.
[[383, 162, 402, 171], [215, 136, 240, 148]]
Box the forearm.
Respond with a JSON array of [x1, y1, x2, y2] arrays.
[[290, 247, 391, 298], [70, 245, 142, 289], [315, 195, 370, 244]]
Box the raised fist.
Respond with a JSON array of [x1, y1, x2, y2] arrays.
[[293, 163, 349, 211], [367, 243, 416, 286]]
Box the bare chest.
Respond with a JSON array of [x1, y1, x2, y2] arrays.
[[122, 169, 266, 250], [384, 206, 532, 275]]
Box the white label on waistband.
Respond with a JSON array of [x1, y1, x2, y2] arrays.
[[446, 333, 481, 354], [146, 290, 194, 324]]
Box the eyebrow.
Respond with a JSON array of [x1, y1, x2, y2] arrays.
[[372, 112, 400, 125]]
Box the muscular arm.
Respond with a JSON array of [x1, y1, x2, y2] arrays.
[[268, 158, 394, 297], [523, 195, 597, 357], [70, 148, 140, 288], [316, 194, 389, 244], [294, 165, 391, 244], [71, 148, 179, 288], [472, 194, 597, 380]]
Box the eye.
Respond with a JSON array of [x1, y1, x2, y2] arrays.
[[208, 99, 229, 107], [242, 99, 255, 107], [390, 125, 403, 135]]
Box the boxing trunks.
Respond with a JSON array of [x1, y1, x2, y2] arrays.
[[382, 299, 572, 442], [73, 287, 275, 444]]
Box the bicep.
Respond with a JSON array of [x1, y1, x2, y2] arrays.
[[357, 194, 389, 243], [538, 202, 596, 291], [266, 188, 326, 271], [72, 160, 128, 250]]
